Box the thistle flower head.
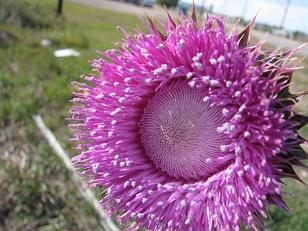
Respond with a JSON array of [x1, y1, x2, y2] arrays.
[[70, 12, 308, 231]]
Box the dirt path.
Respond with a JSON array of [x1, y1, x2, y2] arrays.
[[253, 30, 308, 56], [69, 0, 169, 18], [69, 0, 308, 56]]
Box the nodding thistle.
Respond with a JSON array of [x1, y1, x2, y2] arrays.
[[70, 10, 308, 231]]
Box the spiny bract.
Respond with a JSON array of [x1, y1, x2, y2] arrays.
[[70, 12, 308, 231]]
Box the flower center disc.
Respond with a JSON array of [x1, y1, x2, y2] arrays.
[[140, 80, 228, 180]]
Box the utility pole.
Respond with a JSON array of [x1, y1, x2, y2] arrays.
[[242, 0, 249, 19], [56, 0, 63, 16], [280, 0, 291, 29]]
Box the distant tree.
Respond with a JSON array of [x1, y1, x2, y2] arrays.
[[293, 30, 306, 40], [56, 0, 63, 16], [157, 0, 178, 8]]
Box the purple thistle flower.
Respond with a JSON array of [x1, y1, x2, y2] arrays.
[[70, 11, 308, 231]]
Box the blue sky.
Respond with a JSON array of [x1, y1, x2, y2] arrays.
[[181, 0, 308, 33]]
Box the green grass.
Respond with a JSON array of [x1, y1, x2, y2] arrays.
[[0, 0, 307, 230], [0, 0, 140, 230]]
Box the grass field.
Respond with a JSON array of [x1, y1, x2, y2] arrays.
[[0, 0, 307, 230]]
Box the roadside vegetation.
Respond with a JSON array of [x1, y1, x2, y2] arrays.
[[0, 0, 140, 230]]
